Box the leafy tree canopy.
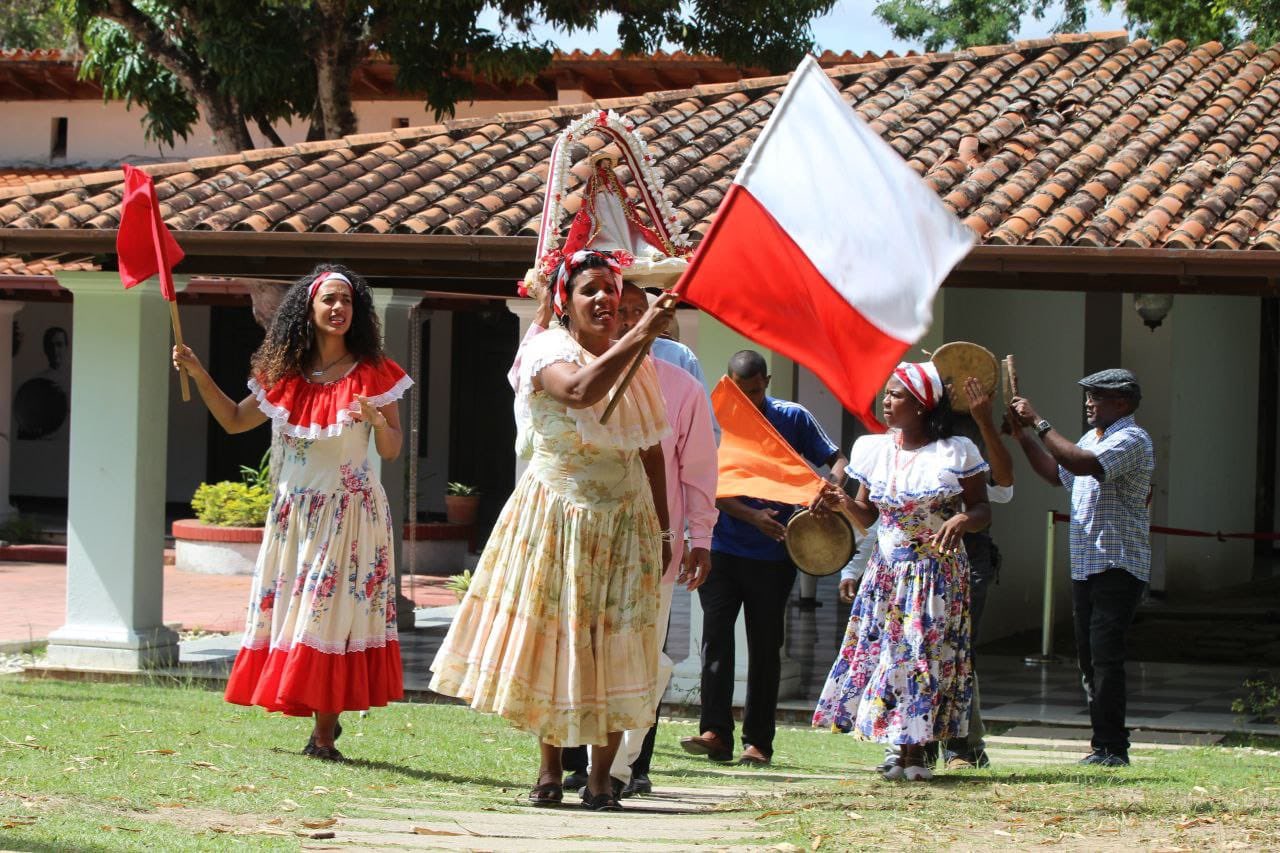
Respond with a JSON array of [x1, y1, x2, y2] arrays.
[[873, 0, 1278, 54], [0, 0, 73, 49], [50, 0, 836, 154]]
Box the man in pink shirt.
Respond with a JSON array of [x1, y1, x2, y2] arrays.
[[509, 284, 718, 798]]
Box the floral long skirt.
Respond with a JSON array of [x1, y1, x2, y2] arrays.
[[812, 548, 972, 744], [429, 471, 662, 746]]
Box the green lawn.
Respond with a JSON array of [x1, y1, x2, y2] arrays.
[[1, 676, 1278, 850]]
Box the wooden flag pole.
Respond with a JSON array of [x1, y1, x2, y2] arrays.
[[600, 291, 680, 424], [170, 300, 191, 401], [147, 189, 190, 402]]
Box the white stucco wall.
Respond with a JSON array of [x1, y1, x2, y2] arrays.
[[937, 287, 1086, 643], [0, 98, 559, 166], [1136, 294, 1258, 594]]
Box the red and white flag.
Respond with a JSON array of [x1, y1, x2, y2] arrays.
[[676, 55, 974, 430]]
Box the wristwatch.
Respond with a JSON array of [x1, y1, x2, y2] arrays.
[[1034, 418, 1053, 437]]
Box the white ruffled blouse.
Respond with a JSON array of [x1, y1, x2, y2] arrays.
[[845, 431, 989, 507], [514, 326, 669, 457]]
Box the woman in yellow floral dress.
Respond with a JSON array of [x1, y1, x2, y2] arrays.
[[430, 250, 675, 811]]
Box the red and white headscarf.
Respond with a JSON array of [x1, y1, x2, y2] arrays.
[[552, 250, 623, 319], [893, 361, 945, 410], [308, 270, 353, 302]]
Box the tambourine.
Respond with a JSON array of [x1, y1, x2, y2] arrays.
[[785, 509, 855, 577], [929, 341, 999, 413]]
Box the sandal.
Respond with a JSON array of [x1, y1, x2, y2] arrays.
[[581, 791, 622, 812], [302, 720, 344, 756], [527, 781, 563, 806], [307, 744, 345, 762]]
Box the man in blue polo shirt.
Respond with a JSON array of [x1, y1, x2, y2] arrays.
[[681, 350, 845, 766], [1011, 368, 1154, 767]]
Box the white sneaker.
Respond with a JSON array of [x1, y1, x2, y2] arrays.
[[880, 763, 906, 781], [903, 764, 932, 782]]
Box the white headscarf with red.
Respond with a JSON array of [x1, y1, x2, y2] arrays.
[[893, 361, 945, 410], [552, 250, 623, 319]]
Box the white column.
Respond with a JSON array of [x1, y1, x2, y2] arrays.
[[0, 301, 24, 522], [369, 289, 424, 630], [46, 272, 177, 670]]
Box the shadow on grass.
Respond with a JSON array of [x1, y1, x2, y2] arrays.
[[0, 835, 118, 853], [662, 765, 1160, 788], [332, 755, 515, 789]]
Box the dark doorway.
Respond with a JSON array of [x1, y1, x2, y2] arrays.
[[449, 307, 518, 536], [205, 306, 270, 484]]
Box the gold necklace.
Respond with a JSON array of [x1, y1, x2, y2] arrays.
[[310, 353, 351, 377]]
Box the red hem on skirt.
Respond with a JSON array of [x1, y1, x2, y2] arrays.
[[224, 642, 403, 716]]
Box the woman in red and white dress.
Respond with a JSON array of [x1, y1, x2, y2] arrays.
[[173, 263, 411, 761]]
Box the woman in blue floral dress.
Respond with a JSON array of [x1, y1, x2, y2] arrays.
[[813, 362, 990, 781]]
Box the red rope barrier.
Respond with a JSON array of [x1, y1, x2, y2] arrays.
[[1050, 512, 1280, 542]]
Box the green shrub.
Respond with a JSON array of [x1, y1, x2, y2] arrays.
[[0, 515, 45, 544], [446, 481, 479, 497], [1232, 675, 1280, 724], [191, 481, 271, 527]]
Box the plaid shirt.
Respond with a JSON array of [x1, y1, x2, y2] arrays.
[[1058, 415, 1154, 582]]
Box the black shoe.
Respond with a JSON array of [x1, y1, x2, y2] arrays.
[[581, 790, 622, 811], [1079, 748, 1129, 767], [562, 770, 589, 791], [796, 597, 823, 609], [622, 774, 652, 797], [580, 778, 625, 803]]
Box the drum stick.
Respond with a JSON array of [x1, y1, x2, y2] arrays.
[[600, 292, 680, 424], [1005, 354, 1020, 398]]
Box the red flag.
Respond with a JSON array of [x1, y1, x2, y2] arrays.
[[117, 163, 184, 300], [675, 56, 973, 432]]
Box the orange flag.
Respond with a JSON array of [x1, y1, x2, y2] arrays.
[[712, 375, 826, 504]]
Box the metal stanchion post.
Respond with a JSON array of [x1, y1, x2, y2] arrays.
[[1025, 509, 1059, 666]]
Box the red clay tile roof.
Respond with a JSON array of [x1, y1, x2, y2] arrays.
[[9, 31, 1280, 254], [0, 169, 97, 190], [0, 47, 909, 101]]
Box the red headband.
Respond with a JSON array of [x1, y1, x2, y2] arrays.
[[309, 271, 353, 301]]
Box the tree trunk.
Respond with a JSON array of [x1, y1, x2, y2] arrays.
[[254, 116, 286, 148], [311, 0, 360, 139], [306, 111, 327, 141], [200, 91, 254, 153], [102, 1, 253, 154]]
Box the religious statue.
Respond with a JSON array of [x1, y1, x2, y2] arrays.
[[523, 110, 691, 300]]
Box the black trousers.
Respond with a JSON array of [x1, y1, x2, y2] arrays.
[[1071, 568, 1146, 754], [697, 551, 797, 756], [944, 530, 1000, 755]]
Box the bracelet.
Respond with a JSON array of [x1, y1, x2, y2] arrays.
[[658, 530, 676, 543]]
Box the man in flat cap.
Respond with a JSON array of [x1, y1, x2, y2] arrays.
[[1010, 369, 1154, 767]]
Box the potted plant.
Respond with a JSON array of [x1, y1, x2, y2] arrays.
[[444, 481, 481, 526], [172, 450, 272, 575], [444, 569, 472, 602]]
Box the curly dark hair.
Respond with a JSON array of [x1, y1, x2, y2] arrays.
[[250, 263, 383, 386], [555, 252, 620, 327], [923, 387, 955, 443]]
